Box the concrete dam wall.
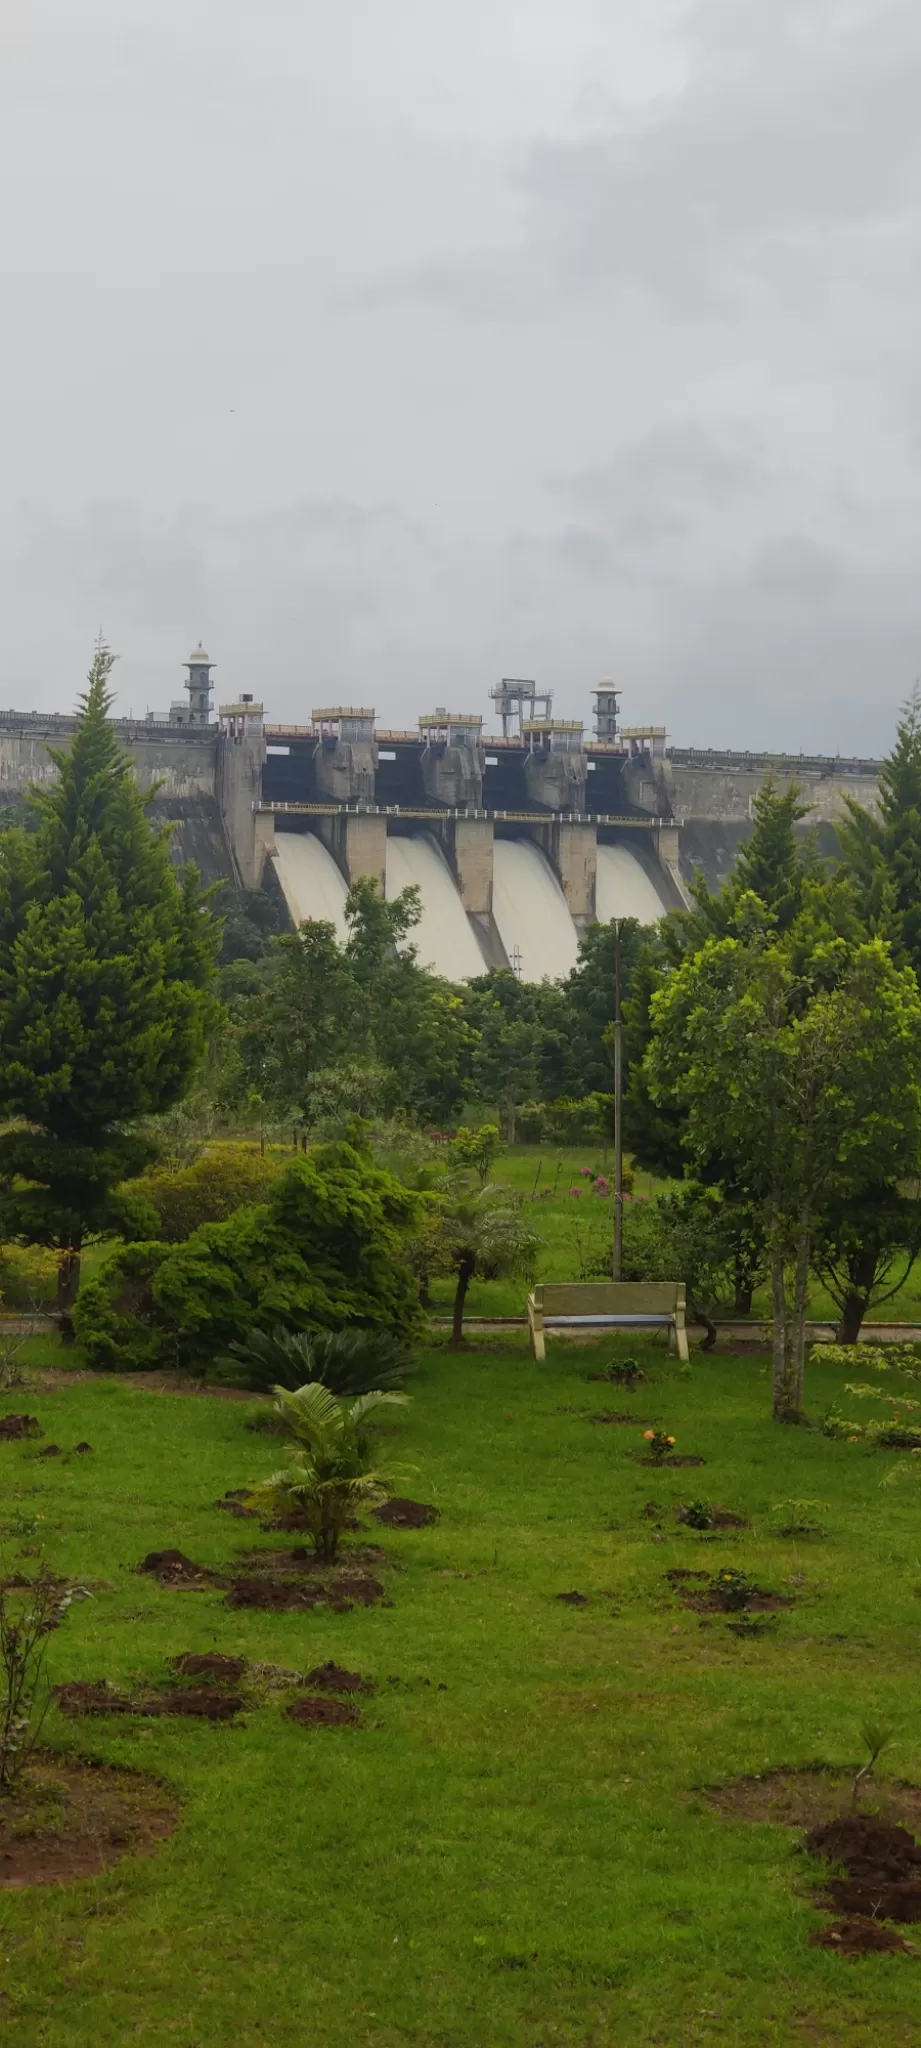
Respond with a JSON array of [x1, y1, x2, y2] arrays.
[[0, 698, 886, 979]]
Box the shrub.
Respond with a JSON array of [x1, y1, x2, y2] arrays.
[[124, 1143, 286, 1243], [74, 1243, 176, 1371], [220, 1326, 415, 1397]]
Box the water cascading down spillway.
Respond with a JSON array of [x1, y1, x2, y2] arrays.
[[384, 833, 487, 980], [272, 831, 350, 943], [491, 840, 581, 982], [595, 843, 670, 925]]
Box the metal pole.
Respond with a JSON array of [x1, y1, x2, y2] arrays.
[[613, 920, 623, 1281]]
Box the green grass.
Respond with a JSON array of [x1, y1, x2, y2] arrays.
[[4, 1335, 921, 2043]]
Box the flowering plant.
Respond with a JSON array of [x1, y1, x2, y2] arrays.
[[643, 1428, 675, 1463], [711, 1568, 758, 1611]]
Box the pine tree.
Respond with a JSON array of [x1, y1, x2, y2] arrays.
[[0, 643, 218, 1308], [839, 688, 921, 974]]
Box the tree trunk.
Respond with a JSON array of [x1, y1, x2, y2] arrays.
[[688, 1291, 717, 1351], [57, 1244, 81, 1315], [733, 1280, 754, 1315], [418, 1272, 432, 1311], [771, 1251, 795, 1421], [834, 1244, 878, 1344], [448, 1260, 475, 1348], [789, 1225, 811, 1416]]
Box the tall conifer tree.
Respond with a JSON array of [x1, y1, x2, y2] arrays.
[[0, 643, 218, 1306]]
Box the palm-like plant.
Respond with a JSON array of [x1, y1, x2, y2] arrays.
[[419, 1178, 540, 1348], [220, 1325, 414, 1397], [245, 1382, 409, 1561]]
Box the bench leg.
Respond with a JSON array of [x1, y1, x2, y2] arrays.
[[530, 1313, 546, 1363], [674, 1314, 689, 1365]]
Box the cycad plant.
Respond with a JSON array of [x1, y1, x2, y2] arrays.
[[245, 1382, 409, 1561], [221, 1325, 414, 1396]]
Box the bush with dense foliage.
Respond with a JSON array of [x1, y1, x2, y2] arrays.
[[124, 1143, 286, 1243], [219, 1325, 415, 1396], [74, 1242, 176, 1371], [75, 1143, 420, 1371]]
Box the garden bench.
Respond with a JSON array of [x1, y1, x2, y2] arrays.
[[526, 1281, 689, 1364]]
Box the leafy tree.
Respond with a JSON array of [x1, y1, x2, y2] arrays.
[[646, 913, 921, 1419], [234, 920, 357, 1122], [244, 1383, 409, 1562], [0, 643, 217, 1306], [623, 781, 816, 1186], [622, 1186, 765, 1350], [449, 1124, 503, 1184], [126, 1142, 283, 1242], [811, 1185, 921, 1343], [418, 1178, 541, 1347], [559, 918, 645, 1098]]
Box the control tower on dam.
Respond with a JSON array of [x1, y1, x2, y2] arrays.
[[0, 645, 887, 984]]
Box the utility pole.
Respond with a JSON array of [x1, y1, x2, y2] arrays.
[[612, 919, 623, 1280]]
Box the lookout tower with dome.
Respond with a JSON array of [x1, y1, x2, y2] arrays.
[[180, 643, 215, 728]]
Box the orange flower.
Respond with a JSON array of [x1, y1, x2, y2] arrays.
[[643, 1429, 655, 1441]]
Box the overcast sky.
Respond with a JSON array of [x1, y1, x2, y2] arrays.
[[3, 0, 921, 751]]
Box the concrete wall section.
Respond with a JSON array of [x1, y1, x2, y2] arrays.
[[669, 762, 880, 827]]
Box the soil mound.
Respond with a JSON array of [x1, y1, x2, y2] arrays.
[[304, 1660, 373, 1695], [215, 1489, 257, 1519], [0, 1414, 42, 1440], [0, 1758, 177, 1887], [39, 1445, 62, 1457], [53, 1678, 243, 1721], [138, 1550, 223, 1587], [556, 1590, 589, 1606], [170, 1653, 247, 1683], [285, 1696, 360, 1728], [807, 1815, 921, 1922], [373, 1497, 439, 1529], [811, 1916, 918, 1957], [225, 1572, 384, 1613]]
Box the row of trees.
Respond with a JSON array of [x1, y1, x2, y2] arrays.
[[622, 699, 921, 1419], [217, 889, 631, 1137]]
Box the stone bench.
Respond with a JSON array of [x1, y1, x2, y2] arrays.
[[526, 1281, 689, 1364]]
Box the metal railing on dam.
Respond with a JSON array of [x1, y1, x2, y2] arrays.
[[257, 799, 660, 827]]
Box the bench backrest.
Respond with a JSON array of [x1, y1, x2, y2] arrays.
[[531, 1281, 683, 1316]]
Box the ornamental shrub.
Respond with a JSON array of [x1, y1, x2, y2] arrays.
[[73, 1242, 175, 1371], [124, 1142, 286, 1243], [76, 1143, 421, 1372]]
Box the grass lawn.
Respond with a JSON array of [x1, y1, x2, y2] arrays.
[[3, 1334, 921, 2043]]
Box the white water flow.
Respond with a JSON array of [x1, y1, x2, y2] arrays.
[[492, 839, 580, 982], [273, 830, 350, 942], [596, 842, 668, 926], [385, 833, 487, 980]]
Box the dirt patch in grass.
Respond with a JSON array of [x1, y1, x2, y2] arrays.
[[0, 1414, 42, 1440], [216, 1489, 258, 1519], [556, 1590, 590, 1606], [676, 1504, 749, 1530], [169, 1653, 247, 1683], [0, 1757, 178, 1887], [304, 1660, 373, 1694], [284, 1695, 361, 1728], [226, 1571, 384, 1612], [53, 1679, 244, 1722], [701, 1767, 921, 1832], [664, 1568, 710, 1584], [807, 1815, 921, 1923], [138, 1550, 227, 1589], [810, 1916, 918, 1957], [372, 1497, 439, 1529]]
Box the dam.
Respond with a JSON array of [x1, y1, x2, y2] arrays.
[[0, 653, 887, 984]]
